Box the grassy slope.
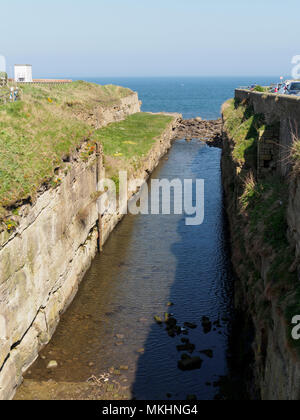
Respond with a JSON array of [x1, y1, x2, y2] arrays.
[[223, 98, 264, 165], [94, 113, 173, 181], [20, 81, 132, 109], [0, 81, 173, 226], [0, 81, 131, 219]]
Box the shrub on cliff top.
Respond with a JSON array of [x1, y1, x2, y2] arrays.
[[252, 85, 266, 93]]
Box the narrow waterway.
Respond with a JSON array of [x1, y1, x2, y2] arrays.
[[18, 139, 235, 400]]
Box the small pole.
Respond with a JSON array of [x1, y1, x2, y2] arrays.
[[98, 213, 103, 253], [96, 142, 103, 252]]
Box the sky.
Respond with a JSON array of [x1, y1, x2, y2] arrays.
[[1, 0, 300, 78]]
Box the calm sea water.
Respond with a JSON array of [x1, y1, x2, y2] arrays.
[[81, 76, 275, 119]]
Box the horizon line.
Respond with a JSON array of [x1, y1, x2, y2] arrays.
[[33, 75, 287, 79]]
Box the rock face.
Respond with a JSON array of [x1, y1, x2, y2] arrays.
[[72, 92, 142, 128], [0, 93, 179, 399], [222, 100, 300, 400], [0, 148, 99, 400], [96, 93, 142, 128], [174, 118, 223, 148], [235, 89, 300, 177]]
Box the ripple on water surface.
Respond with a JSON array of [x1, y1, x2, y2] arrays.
[[19, 139, 234, 400]]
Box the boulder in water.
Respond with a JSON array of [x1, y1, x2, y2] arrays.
[[166, 317, 177, 327], [201, 317, 212, 334], [178, 354, 203, 371]]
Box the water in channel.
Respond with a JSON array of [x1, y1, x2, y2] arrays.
[[21, 139, 235, 400]]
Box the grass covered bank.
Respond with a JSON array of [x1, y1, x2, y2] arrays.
[[0, 81, 132, 221], [0, 81, 172, 228], [95, 113, 173, 182]]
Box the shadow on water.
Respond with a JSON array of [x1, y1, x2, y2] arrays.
[[19, 139, 248, 400], [131, 141, 236, 400]]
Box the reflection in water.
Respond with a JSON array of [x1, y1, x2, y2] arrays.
[[21, 139, 234, 400]]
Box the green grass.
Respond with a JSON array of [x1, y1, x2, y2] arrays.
[[240, 175, 288, 250], [291, 138, 300, 175], [0, 81, 135, 222], [0, 83, 173, 225], [237, 165, 299, 354], [0, 86, 10, 102], [252, 85, 268, 93], [94, 112, 173, 176], [292, 140, 300, 160], [223, 99, 264, 165], [0, 101, 90, 218], [19, 80, 132, 109], [238, 174, 300, 355]]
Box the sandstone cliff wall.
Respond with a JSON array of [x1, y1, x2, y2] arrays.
[[222, 97, 300, 400], [0, 95, 178, 399], [235, 89, 300, 177], [77, 92, 142, 128]]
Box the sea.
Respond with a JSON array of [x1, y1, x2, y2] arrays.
[[78, 76, 276, 119]]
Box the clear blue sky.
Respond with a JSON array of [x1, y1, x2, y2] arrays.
[[1, 0, 300, 77]]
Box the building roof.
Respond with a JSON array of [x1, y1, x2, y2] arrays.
[[14, 64, 32, 67]]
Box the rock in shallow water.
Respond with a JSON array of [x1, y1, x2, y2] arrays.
[[178, 355, 203, 371], [201, 317, 212, 334], [154, 316, 163, 325], [47, 361, 58, 369]]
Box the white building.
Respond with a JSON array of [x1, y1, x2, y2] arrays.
[[14, 64, 33, 83]]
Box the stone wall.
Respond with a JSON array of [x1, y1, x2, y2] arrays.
[[235, 89, 300, 177], [74, 92, 142, 128], [222, 100, 300, 400], [0, 96, 179, 399], [0, 149, 100, 400], [98, 93, 142, 127], [257, 123, 280, 178]]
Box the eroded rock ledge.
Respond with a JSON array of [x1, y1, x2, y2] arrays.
[[174, 118, 223, 147]]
